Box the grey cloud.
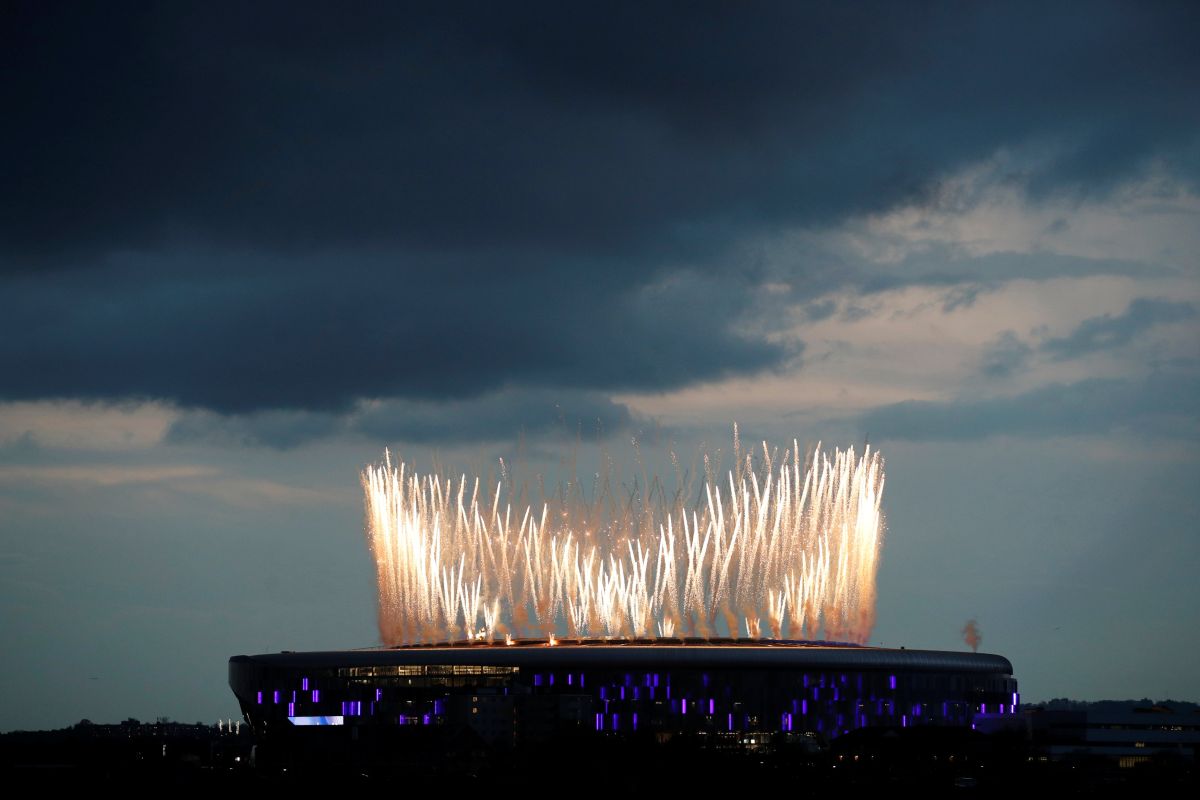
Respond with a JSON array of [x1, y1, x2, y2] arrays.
[[980, 331, 1034, 378], [0, 252, 784, 413], [352, 389, 636, 446], [840, 304, 874, 323], [858, 372, 1200, 441], [802, 299, 838, 322], [0, 2, 1195, 417], [941, 284, 989, 313], [166, 388, 637, 449], [165, 409, 344, 450], [858, 250, 1175, 297], [1044, 218, 1070, 235], [6, 3, 1196, 262], [1042, 298, 1197, 360]]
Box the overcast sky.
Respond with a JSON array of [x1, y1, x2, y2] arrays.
[[2, 1, 1198, 730]]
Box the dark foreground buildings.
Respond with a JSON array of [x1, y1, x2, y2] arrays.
[[5, 646, 1196, 789]]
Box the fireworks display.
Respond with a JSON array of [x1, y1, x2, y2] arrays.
[[362, 433, 885, 646]]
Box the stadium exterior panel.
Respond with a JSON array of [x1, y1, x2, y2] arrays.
[[229, 639, 1017, 751]]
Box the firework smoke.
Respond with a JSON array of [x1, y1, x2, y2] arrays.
[[362, 434, 885, 645], [962, 619, 982, 652]]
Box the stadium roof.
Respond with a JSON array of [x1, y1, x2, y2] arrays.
[[231, 639, 1013, 675]]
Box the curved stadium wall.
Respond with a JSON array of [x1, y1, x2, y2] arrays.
[[229, 639, 1017, 748]]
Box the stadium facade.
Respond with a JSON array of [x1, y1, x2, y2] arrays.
[[229, 639, 1016, 752]]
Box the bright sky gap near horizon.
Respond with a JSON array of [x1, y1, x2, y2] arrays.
[[1, 2, 1198, 730]]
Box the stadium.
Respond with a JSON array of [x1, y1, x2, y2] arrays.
[[229, 638, 1017, 754], [229, 444, 1018, 772]]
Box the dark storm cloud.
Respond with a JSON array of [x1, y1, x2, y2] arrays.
[[354, 388, 635, 445], [166, 387, 636, 448], [1, 1, 1197, 416], [6, 1, 1197, 259], [166, 408, 344, 450], [0, 250, 783, 412], [1041, 298, 1197, 360], [858, 371, 1200, 441]]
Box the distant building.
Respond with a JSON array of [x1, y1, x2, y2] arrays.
[[1025, 705, 1199, 768]]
